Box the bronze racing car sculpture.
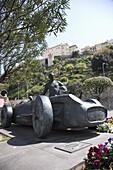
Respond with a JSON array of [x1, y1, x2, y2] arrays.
[[1, 94, 107, 138]]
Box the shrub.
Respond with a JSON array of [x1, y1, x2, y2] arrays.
[[83, 76, 113, 100]]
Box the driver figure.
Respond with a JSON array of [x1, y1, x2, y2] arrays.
[[42, 72, 67, 97]]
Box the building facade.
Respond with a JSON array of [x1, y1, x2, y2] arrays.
[[81, 39, 113, 53], [42, 43, 78, 66]]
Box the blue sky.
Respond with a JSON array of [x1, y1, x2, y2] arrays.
[[46, 0, 113, 50]]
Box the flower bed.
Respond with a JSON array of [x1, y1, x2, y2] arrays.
[[84, 138, 113, 170], [97, 117, 113, 133], [70, 118, 113, 170]]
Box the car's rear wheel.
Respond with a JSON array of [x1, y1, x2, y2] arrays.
[[1, 105, 13, 128], [32, 95, 53, 138]]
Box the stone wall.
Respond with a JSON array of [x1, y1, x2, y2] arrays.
[[100, 89, 113, 110]]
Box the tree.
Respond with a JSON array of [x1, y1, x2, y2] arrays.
[[7, 58, 49, 99], [91, 55, 107, 73], [91, 46, 110, 73], [81, 49, 92, 56], [83, 76, 113, 101], [6, 58, 44, 85], [67, 81, 83, 98], [0, 0, 70, 82], [71, 50, 79, 58]]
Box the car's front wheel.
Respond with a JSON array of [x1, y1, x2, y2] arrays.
[[1, 105, 13, 128], [32, 95, 53, 138]]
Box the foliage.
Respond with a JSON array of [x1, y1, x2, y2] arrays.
[[5, 43, 113, 99], [67, 81, 83, 98], [7, 59, 43, 84], [71, 50, 79, 58], [97, 117, 113, 133], [81, 49, 92, 56], [83, 76, 113, 100], [91, 46, 112, 73], [53, 58, 60, 64], [6, 58, 46, 99], [77, 62, 87, 73], [78, 55, 92, 64], [65, 63, 74, 71], [91, 55, 108, 73], [69, 74, 84, 80], [0, 134, 11, 142], [60, 76, 68, 83], [84, 138, 113, 170], [30, 85, 44, 96], [8, 86, 26, 99], [0, 0, 70, 82]]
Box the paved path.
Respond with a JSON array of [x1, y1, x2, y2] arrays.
[[0, 110, 113, 170], [0, 128, 113, 170], [108, 110, 113, 117]]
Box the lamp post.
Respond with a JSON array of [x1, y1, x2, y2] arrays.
[[26, 82, 29, 99], [102, 62, 110, 109], [18, 82, 19, 100], [102, 62, 106, 76]]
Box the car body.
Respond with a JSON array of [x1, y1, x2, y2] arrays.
[[1, 94, 107, 137]]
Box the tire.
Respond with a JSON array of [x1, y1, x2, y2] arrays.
[[32, 95, 53, 138], [1, 105, 13, 128]]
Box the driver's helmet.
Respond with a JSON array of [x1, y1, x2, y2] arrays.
[[49, 72, 54, 79]]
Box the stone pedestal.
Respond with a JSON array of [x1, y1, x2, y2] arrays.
[[70, 161, 85, 170]]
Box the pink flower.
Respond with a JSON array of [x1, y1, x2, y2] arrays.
[[93, 160, 101, 169]]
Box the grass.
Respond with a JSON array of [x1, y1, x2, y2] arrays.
[[0, 133, 11, 142]]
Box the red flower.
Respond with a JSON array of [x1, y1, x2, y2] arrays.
[[88, 152, 92, 159], [103, 147, 109, 155], [89, 147, 94, 152], [94, 153, 101, 159]]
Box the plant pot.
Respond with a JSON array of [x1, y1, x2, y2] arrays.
[[70, 161, 86, 170], [70, 162, 109, 170]]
